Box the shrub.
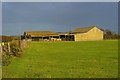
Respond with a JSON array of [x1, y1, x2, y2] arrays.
[[2, 40, 25, 66], [10, 40, 23, 57], [2, 45, 12, 66], [2, 52, 12, 66]]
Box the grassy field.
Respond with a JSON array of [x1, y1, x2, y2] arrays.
[[2, 40, 118, 78]]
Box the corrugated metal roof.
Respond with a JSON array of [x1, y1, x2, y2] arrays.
[[25, 31, 59, 37]]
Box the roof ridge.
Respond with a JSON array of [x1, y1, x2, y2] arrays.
[[71, 26, 96, 33], [75, 26, 96, 29], [25, 31, 54, 32]]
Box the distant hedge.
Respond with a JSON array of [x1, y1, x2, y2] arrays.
[[0, 36, 21, 42], [103, 29, 120, 40]]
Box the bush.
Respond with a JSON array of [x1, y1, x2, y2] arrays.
[[2, 52, 12, 66], [10, 40, 23, 57], [2, 40, 23, 66], [2, 44, 12, 66]]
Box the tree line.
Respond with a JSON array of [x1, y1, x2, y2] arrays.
[[102, 29, 120, 40]]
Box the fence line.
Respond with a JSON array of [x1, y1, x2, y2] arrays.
[[1, 40, 28, 66]]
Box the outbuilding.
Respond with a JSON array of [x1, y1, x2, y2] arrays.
[[23, 26, 103, 41]]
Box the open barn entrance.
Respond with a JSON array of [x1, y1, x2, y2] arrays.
[[29, 35, 74, 41], [32, 37, 41, 41], [32, 36, 50, 41], [60, 35, 74, 41]]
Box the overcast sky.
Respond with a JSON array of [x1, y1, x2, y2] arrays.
[[2, 0, 119, 2], [2, 2, 118, 35]]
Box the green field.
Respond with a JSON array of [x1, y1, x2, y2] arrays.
[[2, 40, 118, 78]]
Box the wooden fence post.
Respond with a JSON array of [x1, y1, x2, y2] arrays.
[[19, 40, 22, 49], [0, 43, 2, 53], [8, 43, 10, 53]]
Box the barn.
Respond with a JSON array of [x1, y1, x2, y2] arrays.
[[23, 26, 103, 41], [23, 31, 60, 41], [70, 26, 103, 41]]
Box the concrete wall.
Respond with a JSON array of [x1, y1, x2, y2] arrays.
[[74, 27, 103, 41]]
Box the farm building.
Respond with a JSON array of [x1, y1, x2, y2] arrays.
[[23, 31, 74, 41], [70, 26, 103, 41], [23, 26, 103, 41]]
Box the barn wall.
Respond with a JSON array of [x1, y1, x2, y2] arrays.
[[74, 27, 103, 41]]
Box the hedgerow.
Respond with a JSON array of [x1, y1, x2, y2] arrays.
[[2, 40, 24, 66]]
